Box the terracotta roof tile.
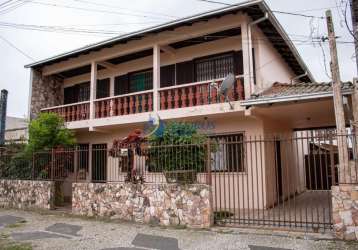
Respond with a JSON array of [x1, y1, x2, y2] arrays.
[[250, 82, 354, 99]]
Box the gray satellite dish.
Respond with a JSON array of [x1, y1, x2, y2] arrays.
[[210, 73, 236, 109]]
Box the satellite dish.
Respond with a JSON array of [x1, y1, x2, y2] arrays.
[[210, 73, 235, 109]]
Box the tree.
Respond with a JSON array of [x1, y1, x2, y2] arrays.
[[27, 112, 76, 153], [148, 122, 207, 173]]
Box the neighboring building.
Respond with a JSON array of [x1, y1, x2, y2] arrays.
[[4, 116, 28, 143], [23, 0, 357, 230]]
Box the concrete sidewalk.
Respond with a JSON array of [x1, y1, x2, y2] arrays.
[[0, 209, 356, 250]]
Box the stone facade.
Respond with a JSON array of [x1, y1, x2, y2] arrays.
[[30, 69, 64, 119], [332, 184, 358, 240], [72, 183, 212, 228], [0, 180, 54, 210]]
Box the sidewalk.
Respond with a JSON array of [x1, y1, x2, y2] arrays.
[[0, 209, 356, 250]]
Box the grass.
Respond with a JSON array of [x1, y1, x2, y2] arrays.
[[0, 238, 32, 250], [5, 219, 27, 229]]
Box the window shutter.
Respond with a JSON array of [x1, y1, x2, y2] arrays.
[[176, 60, 194, 85], [96, 78, 110, 99], [234, 50, 243, 75], [78, 82, 90, 102], [160, 64, 175, 87], [114, 75, 129, 95]]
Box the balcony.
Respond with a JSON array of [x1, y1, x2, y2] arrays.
[[42, 101, 90, 122], [41, 77, 244, 124]]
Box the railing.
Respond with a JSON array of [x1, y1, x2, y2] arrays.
[[159, 77, 244, 110], [41, 101, 90, 122], [2, 132, 357, 232], [95, 90, 153, 119], [41, 77, 244, 122]]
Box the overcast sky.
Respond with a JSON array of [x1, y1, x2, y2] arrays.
[[0, 0, 356, 118]]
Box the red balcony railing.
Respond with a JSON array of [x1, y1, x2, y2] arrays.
[[159, 77, 244, 110], [95, 90, 153, 118], [42, 101, 90, 122]]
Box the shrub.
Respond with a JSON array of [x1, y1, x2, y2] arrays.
[[27, 112, 76, 154], [148, 122, 207, 173]]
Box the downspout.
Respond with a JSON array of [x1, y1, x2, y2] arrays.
[[247, 13, 269, 92], [290, 71, 308, 84]]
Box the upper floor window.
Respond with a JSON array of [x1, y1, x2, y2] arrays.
[[96, 78, 110, 99], [129, 70, 153, 92], [195, 52, 235, 82], [64, 82, 90, 104]]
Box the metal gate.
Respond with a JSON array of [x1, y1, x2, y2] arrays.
[[210, 130, 357, 232]]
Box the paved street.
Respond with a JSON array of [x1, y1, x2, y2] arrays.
[[0, 209, 357, 250]]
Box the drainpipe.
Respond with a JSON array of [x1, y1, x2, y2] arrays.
[[247, 13, 269, 92], [0, 89, 8, 146], [291, 71, 308, 84]]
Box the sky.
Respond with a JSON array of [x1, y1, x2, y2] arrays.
[[0, 0, 356, 118]]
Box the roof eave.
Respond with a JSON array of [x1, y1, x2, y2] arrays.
[[259, 1, 314, 82], [24, 0, 263, 69], [241, 90, 354, 106]]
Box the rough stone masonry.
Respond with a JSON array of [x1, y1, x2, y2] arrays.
[[0, 180, 54, 210], [332, 184, 358, 240], [72, 183, 212, 228]]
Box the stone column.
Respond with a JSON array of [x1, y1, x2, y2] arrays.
[[29, 69, 64, 119], [332, 185, 358, 240]]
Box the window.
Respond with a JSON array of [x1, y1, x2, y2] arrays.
[[64, 82, 90, 104], [210, 133, 245, 172], [96, 78, 110, 99], [129, 70, 153, 92], [114, 75, 129, 96], [195, 53, 235, 82], [78, 82, 90, 102]]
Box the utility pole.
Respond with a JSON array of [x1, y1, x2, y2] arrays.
[[350, 0, 358, 73], [326, 10, 350, 182], [0, 90, 8, 146]]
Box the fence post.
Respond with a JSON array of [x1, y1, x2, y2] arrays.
[[32, 152, 35, 180], [74, 146, 78, 183], [206, 139, 212, 186], [51, 148, 54, 181]]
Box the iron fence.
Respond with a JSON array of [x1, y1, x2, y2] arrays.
[[0, 131, 357, 232]]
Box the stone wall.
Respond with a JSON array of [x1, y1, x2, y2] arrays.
[[0, 180, 54, 210], [72, 183, 212, 228], [30, 69, 64, 119], [332, 184, 358, 240]]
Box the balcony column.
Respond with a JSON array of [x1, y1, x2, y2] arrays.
[[109, 76, 115, 116], [241, 17, 254, 99], [89, 61, 97, 126], [153, 44, 160, 112]]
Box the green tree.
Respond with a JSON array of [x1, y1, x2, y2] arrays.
[[148, 122, 207, 172], [27, 112, 76, 153]]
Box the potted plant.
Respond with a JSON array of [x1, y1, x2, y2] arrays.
[[148, 122, 207, 184]]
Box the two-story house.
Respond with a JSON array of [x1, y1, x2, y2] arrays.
[[24, 0, 357, 230]]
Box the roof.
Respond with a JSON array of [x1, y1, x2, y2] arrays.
[[241, 82, 355, 106], [5, 116, 28, 131], [24, 0, 313, 82]]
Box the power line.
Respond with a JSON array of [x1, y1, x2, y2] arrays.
[[17, 0, 173, 20], [0, 34, 34, 61], [0, 0, 31, 15], [70, 0, 178, 19], [0, 21, 124, 35], [197, 0, 325, 19]]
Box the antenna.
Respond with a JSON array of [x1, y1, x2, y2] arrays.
[[211, 73, 236, 109]]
